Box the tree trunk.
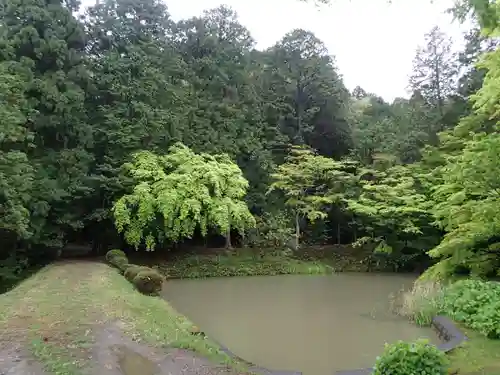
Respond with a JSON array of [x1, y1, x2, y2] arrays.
[[337, 222, 341, 245], [225, 226, 232, 249], [294, 212, 300, 250]]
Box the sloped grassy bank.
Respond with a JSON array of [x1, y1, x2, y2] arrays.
[[0, 261, 250, 375], [156, 250, 334, 279], [152, 246, 426, 280], [397, 279, 500, 375]]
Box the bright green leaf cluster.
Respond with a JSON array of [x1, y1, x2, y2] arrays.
[[373, 338, 449, 375], [112, 143, 255, 250]]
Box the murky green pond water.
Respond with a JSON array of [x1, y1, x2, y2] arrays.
[[161, 273, 438, 375]]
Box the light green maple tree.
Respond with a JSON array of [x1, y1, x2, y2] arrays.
[[268, 146, 356, 249], [113, 143, 255, 250]]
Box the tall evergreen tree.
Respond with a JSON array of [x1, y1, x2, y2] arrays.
[[409, 26, 457, 119], [0, 0, 93, 248]]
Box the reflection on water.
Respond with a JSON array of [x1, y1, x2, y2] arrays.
[[161, 273, 438, 375], [112, 345, 159, 375]]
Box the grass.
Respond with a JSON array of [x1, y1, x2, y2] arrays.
[[157, 249, 334, 279], [395, 280, 500, 375], [448, 327, 500, 375], [0, 261, 248, 374]]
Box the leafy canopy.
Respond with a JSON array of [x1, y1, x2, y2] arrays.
[[420, 1, 500, 278], [113, 143, 255, 250], [268, 146, 357, 222], [347, 165, 438, 255]]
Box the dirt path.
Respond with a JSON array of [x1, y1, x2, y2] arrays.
[[89, 322, 243, 375], [0, 321, 243, 375], [0, 261, 249, 375]]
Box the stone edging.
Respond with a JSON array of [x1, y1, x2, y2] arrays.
[[335, 315, 467, 375], [215, 342, 302, 375], [210, 315, 466, 375]]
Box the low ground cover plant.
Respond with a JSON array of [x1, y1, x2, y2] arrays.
[[399, 279, 500, 339], [373, 339, 449, 375]]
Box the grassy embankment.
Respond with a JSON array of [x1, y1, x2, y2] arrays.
[[154, 246, 382, 279], [0, 261, 247, 375], [397, 280, 500, 375]]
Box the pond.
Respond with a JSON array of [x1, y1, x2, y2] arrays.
[[161, 273, 439, 375]]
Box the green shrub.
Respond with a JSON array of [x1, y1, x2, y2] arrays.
[[442, 279, 500, 329], [109, 256, 129, 272], [124, 265, 151, 282], [373, 339, 449, 375], [470, 299, 500, 338], [105, 249, 127, 262], [132, 269, 165, 295]]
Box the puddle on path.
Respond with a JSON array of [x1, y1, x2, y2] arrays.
[[112, 345, 160, 375]]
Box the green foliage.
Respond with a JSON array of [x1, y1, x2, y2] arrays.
[[269, 146, 356, 220], [348, 93, 435, 164], [112, 143, 255, 250], [470, 300, 500, 339], [269, 146, 356, 247], [0, 255, 30, 293], [409, 26, 457, 119], [407, 279, 500, 339], [373, 339, 449, 375], [157, 251, 332, 279], [424, 55, 500, 278], [0, 0, 94, 250], [0, 0, 497, 282], [347, 165, 439, 257], [105, 249, 129, 272], [110, 256, 129, 272], [439, 280, 500, 338], [245, 211, 295, 249], [441, 280, 500, 322], [105, 249, 127, 262], [132, 269, 165, 295], [0, 63, 35, 240], [124, 265, 151, 282]]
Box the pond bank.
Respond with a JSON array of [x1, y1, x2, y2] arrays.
[[151, 246, 416, 279], [335, 315, 467, 375], [0, 261, 252, 375], [160, 272, 438, 374], [397, 280, 500, 375]]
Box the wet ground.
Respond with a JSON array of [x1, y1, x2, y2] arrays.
[[0, 322, 243, 375]]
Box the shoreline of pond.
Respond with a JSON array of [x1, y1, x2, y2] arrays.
[[207, 315, 467, 375], [153, 250, 500, 375], [147, 246, 428, 280], [161, 271, 438, 374]]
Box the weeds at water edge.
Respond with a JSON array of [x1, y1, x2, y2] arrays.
[[393, 280, 446, 326], [390, 279, 500, 375]]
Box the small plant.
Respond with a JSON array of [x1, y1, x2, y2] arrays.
[[132, 269, 165, 295], [373, 339, 449, 375], [124, 265, 151, 282]]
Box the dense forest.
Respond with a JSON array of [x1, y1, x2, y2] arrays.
[[0, 0, 499, 284]]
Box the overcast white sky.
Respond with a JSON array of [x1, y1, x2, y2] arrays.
[[166, 0, 470, 101]]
